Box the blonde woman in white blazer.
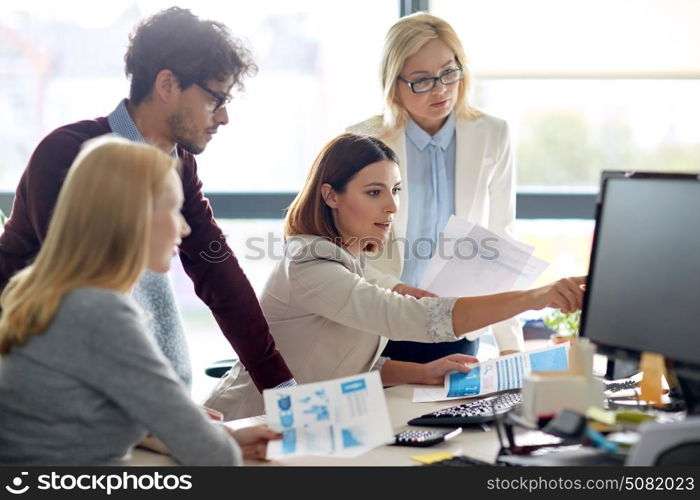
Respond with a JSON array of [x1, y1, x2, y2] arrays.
[[204, 134, 584, 420], [348, 12, 521, 362]]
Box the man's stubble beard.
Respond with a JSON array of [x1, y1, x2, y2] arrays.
[[167, 109, 205, 155]]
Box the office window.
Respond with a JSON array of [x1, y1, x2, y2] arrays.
[[0, 0, 398, 191], [432, 0, 700, 188], [171, 219, 285, 401], [474, 79, 700, 187]]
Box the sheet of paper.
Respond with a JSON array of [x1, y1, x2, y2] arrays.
[[263, 371, 394, 459], [419, 215, 548, 302], [412, 344, 570, 403]]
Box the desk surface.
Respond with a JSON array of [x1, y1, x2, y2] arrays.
[[126, 384, 503, 466], [127, 342, 612, 466]]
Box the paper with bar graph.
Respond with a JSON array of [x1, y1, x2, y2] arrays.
[[263, 371, 394, 459], [412, 343, 570, 403]]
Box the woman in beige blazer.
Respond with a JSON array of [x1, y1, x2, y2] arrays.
[[348, 12, 521, 362], [205, 134, 584, 420]]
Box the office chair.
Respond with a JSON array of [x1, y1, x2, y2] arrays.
[[205, 359, 236, 378]]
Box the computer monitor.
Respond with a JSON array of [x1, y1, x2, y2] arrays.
[[580, 171, 700, 412], [593, 171, 699, 380]]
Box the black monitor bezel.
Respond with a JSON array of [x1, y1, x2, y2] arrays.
[[580, 170, 700, 381]]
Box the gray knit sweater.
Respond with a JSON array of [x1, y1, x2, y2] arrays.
[[0, 288, 241, 465], [132, 270, 191, 386]]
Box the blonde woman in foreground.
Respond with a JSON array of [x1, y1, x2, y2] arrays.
[[206, 134, 584, 420], [0, 137, 278, 465]]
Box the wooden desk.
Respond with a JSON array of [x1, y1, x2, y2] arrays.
[[124, 384, 503, 466]]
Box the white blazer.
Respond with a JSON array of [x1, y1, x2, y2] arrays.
[[347, 113, 524, 352], [204, 235, 462, 420]]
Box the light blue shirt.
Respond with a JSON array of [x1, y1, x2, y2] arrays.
[[400, 114, 457, 287]]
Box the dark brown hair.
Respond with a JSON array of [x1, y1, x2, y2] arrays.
[[285, 133, 399, 252], [125, 7, 257, 104]]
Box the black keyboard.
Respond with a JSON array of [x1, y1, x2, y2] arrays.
[[604, 379, 638, 393], [408, 391, 522, 426], [425, 455, 506, 467]]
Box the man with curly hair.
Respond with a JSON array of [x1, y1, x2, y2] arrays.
[[0, 7, 295, 393]]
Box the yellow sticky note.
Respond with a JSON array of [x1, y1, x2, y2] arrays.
[[616, 410, 657, 425], [411, 451, 454, 464], [586, 407, 616, 425]]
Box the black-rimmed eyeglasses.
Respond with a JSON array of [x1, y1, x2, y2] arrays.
[[398, 67, 464, 94], [196, 83, 232, 111]]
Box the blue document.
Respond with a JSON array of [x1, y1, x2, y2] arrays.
[[446, 344, 569, 398]]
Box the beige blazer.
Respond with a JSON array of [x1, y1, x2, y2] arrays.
[[204, 235, 461, 420], [347, 113, 524, 352]]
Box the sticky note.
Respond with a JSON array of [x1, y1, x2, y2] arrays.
[[586, 407, 616, 425], [639, 352, 665, 408], [410, 451, 454, 464]]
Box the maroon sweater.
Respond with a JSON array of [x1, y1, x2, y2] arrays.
[[0, 117, 292, 390]]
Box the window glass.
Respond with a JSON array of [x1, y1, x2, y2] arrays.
[[0, 0, 398, 191], [475, 79, 700, 187], [432, 0, 700, 75], [171, 218, 283, 401], [432, 0, 700, 187]]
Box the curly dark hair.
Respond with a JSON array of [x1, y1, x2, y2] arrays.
[[124, 7, 257, 104]]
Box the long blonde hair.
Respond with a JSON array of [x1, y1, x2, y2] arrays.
[[380, 12, 482, 132], [0, 136, 178, 353]]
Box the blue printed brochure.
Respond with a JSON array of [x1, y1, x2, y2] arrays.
[[412, 343, 570, 403], [262, 371, 394, 459]]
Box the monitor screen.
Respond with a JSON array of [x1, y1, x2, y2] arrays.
[[581, 176, 700, 379]]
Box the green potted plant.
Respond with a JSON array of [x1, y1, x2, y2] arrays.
[[543, 309, 581, 344]]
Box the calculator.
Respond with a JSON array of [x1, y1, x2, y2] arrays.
[[393, 427, 462, 447]]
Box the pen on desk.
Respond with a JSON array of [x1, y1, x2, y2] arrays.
[[444, 427, 463, 441]]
